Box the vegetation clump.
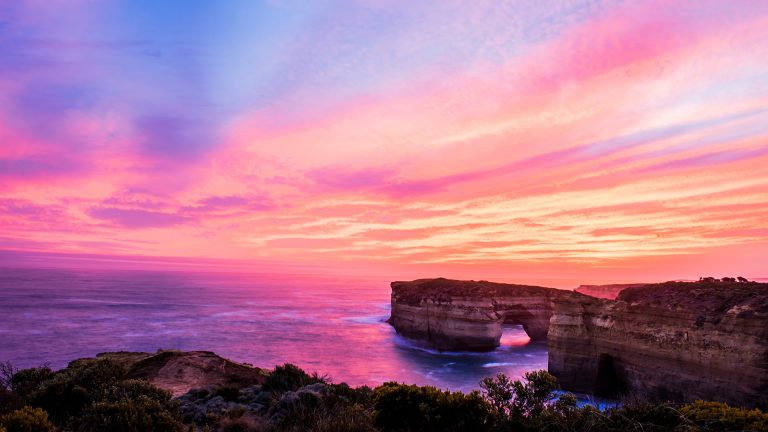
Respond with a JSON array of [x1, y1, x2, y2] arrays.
[[0, 406, 56, 432], [1, 358, 767, 431]]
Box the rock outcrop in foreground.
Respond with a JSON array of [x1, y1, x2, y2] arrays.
[[74, 350, 266, 396], [390, 278, 768, 406], [389, 278, 579, 351]]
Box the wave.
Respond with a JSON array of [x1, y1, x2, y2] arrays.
[[482, 362, 516, 368], [392, 335, 492, 357], [343, 315, 389, 324]]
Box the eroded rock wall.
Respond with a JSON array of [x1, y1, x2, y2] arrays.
[[390, 278, 768, 406], [389, 278, 578, 351], [548, 281, 768, 407], [574, 283, 646, 300]]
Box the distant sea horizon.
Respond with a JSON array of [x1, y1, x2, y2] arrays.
[[0, 265, 550, 393]]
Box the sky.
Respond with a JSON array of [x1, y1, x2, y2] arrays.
[[1, 0, 767, 285]]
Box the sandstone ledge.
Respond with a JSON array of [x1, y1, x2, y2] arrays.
[[72, 350, 267, 397]]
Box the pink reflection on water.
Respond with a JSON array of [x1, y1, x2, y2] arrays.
[[500, 325, 531, 347]]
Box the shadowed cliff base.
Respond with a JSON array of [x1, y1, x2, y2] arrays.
[[389, 277, 768, 407]]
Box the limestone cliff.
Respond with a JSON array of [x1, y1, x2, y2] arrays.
[[389, 278, 579, 351], [390, 278, 768, 407], [574, 283, 646, 300], [548, 281, 768, 407]]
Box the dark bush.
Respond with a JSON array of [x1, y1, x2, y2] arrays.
[[600, 402, 682, 431], [29, 378, 90, 424], [373, 382, 491, 432], [75, 398, 185, 432], [219, 415, 270, 432], [214, 385, 242, 402], [29, 357, 127, 423], [262, 364, 326, 393], [71, 378, 183, 431], [0, 362, 16, 390], [481, 370, 559, 418], [9, 368, 54, 400], [59, 357, 127, 389], [0, 388, 22, 417], [680, 400, 768, 431], [104, 379, 176, 403], [275, 384, 375, 432], [0, 406, 56, 432], [480, 369, 561, 430], [0, 364, 23, 416]]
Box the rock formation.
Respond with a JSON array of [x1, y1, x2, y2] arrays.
[[74, 350, 266, 397], [549, 280, 768, 407], [390, 278, 768, 407], [574, 283, 646, 300], [389, 278, 580, 351]]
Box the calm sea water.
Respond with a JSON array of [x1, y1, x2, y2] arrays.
[[0, 267, 547, 393]]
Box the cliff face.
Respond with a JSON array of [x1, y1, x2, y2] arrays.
[[389, 278, 579, 351], [574, 283, 646, 300], [548, 281, 768, 407], [390, 278, 768, 406]]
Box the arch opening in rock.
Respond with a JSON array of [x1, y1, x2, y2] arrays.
[[594, 353, 627, 397], [499, 324, 532, 347], [498, 309, 550, 342]]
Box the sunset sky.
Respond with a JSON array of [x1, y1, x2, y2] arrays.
[[1, 0, 767, 285]]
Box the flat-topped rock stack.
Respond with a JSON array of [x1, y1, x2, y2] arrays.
[[389, 278, 768, 407], [389, 278, 581, 351]]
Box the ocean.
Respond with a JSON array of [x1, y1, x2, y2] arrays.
[[0, 266, 547, 393]]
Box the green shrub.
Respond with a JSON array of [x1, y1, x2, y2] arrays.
[[0, 362, 16, 390], [0, 406, 56, 432], [373, 382, 491, 432], [103, 379, 176, 405], [9, 368, 54, 400], [480, 369, 559, 425], [219, 415, 269, 432], [281, 402, 373, 432], [29, 358, 127, 423], [59, 358, 127, 390], [680, 400, 768, 431], [277, 386, 375, 432], [0, 388, 23, 417], [600, 402, 682, 432], [214, 385, 241, 402], [262, 364, 325, 393], [71, 378, 183, 431], [75, 398, 185, 432], [29, 378, 90, 424]]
